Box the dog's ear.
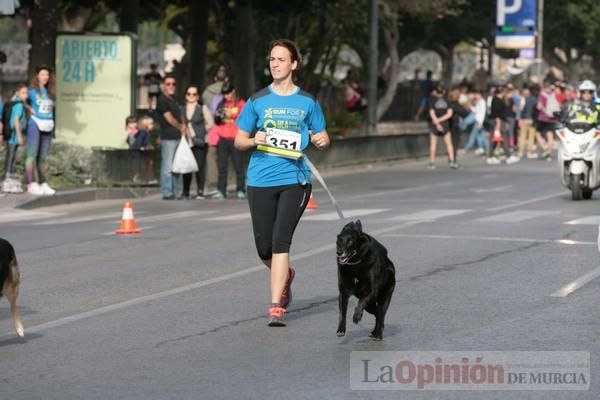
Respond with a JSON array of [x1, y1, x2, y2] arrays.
[[354, 220, 362, 233]]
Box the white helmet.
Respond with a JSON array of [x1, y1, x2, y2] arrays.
[[578, 80, 596, 93]]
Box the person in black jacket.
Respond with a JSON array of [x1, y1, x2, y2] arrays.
[[181, 84, 214, 199]]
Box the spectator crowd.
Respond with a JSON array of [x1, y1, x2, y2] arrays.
[[422, 79, 581, 169]]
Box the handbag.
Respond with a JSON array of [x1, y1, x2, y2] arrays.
[[171, 137, 199, 174]]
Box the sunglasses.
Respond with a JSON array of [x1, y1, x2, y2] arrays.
[[582, 90, 594, 94], [186, 92, 198, 96], [164, 82, 176, 87]]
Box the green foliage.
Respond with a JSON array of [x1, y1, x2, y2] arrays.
[[46, 143, 93, 188], [0, 16, 27, 44], [324, 107, 364, 137], [0, 142, 92, 188]]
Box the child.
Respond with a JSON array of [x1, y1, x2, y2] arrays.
[[125, 115, 150, 183], [138, 116, 158, 184], [2, 84, 29, 193]]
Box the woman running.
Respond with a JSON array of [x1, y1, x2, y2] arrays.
[[26, 65, 56, 196], [234, 39, 330, 327]]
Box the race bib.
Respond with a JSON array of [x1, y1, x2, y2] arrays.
[[39, 99, 53, 115], [257, 128, 302, 160]]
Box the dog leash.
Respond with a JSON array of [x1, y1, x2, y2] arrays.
[[304, 155, 345, 220]]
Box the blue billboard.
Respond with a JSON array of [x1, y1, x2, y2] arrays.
[[496, 0, 537, 49]]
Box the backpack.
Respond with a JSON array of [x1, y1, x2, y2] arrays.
[[1, 100, 23, 141]]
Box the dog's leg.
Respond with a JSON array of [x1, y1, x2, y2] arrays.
[[3, 262, 24, 337], [370, 284, 394, 340], [353, 293, 374, 324], [336, 292, 349, 337]]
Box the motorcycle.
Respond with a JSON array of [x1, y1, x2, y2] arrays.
[[555, 121, 600, 200]]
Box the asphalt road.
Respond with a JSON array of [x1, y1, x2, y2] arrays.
[[0, 155, 598, 399]]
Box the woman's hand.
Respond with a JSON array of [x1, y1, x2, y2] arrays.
[[310, 131, 330, 150], [254, 131, 266, 146]]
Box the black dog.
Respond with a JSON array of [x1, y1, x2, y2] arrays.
[[336, 220, 395, 340], [0, 238, 24, 337]]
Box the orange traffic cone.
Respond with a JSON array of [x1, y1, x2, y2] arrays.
[[306, 194, 318, 210], [115, 201, 141, 234]]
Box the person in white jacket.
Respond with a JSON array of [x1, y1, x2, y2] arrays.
[[463, 91, 489, 155]]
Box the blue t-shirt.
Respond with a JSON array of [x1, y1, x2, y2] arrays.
[[8, 100, 26, 145], [28, 87, 54, 121], [236, 85, 326, 187]]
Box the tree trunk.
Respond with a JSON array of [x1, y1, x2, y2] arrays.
[[119, 0, 139, 34], [189, 0, 209, 87], [439, 46, 454, 87], [376, 27, 400, 121], [29, 0, 58, 76], [232, 0, 255, 99]]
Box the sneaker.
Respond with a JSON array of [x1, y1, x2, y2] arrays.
[[9, 178, 23, 193], [209, 191, 225, 200], [1, 179, 12, 193], [195, 192, 205, 200], [236, 190, 246, 199], [506, 155, 520, 164], [427, 161, 436, 170], [486, 157, 501, 165], [268, 305, 286, 327], [449, 161, 460, 169], [474, 148, 485, 156], [281, 267, 295, 309], [27, 182, 44, 196], [526, 152, 538, 159], [39, 182, 56, 195]]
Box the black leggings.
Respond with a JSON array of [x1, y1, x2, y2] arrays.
[[217, 139, 245, 196], [4, 144, 19, 179], [183, 144, 207, 196], [247, 184, 312, 260]]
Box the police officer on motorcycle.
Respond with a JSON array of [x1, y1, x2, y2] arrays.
[[561, 80, 600, 126]]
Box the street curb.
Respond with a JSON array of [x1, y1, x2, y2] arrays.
[[15, 187, 161, 210]]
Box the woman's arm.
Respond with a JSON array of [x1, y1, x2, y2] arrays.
[[234, 129, 266, 151], [202, 105, 214, 131], [437, 108, 454, 123], [310, 130, 330, 150]]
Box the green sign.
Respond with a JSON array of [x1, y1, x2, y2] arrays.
[[55, 33, 137, 149]]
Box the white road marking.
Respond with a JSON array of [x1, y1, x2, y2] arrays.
[[381, 233, 595, 246], [347, 181, 456, 201], [31, 212, 124, 225], [391, 209, 470, 221], [476, 210, 559, 223], [302, 209, 388, 221], [551, 267, 600, 297], [203, 212, 250, 221], [11, 220, 428, 336], [487, 191, 565, 211], [137, 210, 215, 222], [472, 185, 514, 193], [564, 216, 600, 225], [0, 209, 64, 223]]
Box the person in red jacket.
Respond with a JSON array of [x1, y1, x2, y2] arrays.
[[213, 82, 246, 199]]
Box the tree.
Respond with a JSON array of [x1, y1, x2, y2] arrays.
[[542, 0, 600, 81], [29, 0, 58, 76]]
